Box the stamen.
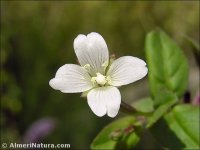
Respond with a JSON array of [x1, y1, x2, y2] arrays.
[[83, 64, 91, 70], [102, 60, 109, 68], [91, 77, 97, 83], [82, 64, 93, 76], [106, 76, 112, 85]]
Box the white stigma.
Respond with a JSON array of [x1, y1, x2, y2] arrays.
[[91, 73, 107, 85], [95, 73, 107, 85]]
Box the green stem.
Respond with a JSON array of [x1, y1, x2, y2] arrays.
[[120, 101, 137, 115], [120, 101, 153, 117]]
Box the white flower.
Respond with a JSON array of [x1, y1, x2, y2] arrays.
[[49, 32, 148, 118]]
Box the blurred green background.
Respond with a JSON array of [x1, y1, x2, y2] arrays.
[[1, 1, 199, 149]]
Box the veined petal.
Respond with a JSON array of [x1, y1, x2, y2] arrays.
[[87, 86, 121, 117], [107, 56, 148, 86], [73, 32, 109, 74], [49, 64, 93, 93]]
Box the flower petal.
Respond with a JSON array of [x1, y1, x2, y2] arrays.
[[73, 32, 109, 73], [49, 64, 93, 93], [87, 86, 121, 117], [107, 56, 148, 86]]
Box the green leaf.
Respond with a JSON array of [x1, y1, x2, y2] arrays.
[[154, 90, 177, 107], [91, 116, 140, 150], [147, 91, 178, 128], [165, 104, 200, 149], [145, 30, 189, 98], [132, 97, 154, 113]]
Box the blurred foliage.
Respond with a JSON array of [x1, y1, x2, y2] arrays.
[[0, 1, 199, 149]]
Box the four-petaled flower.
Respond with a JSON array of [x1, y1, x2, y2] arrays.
[[49, 32, 148, 118]]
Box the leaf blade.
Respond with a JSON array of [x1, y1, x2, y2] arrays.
[[165, 104, 200, 149], [131, 97, 154, 113], [145, 31, 189, 98]]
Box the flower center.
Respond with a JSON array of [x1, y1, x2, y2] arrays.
[[91, 73, 111, 86], [96, 73, 107, 85]]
